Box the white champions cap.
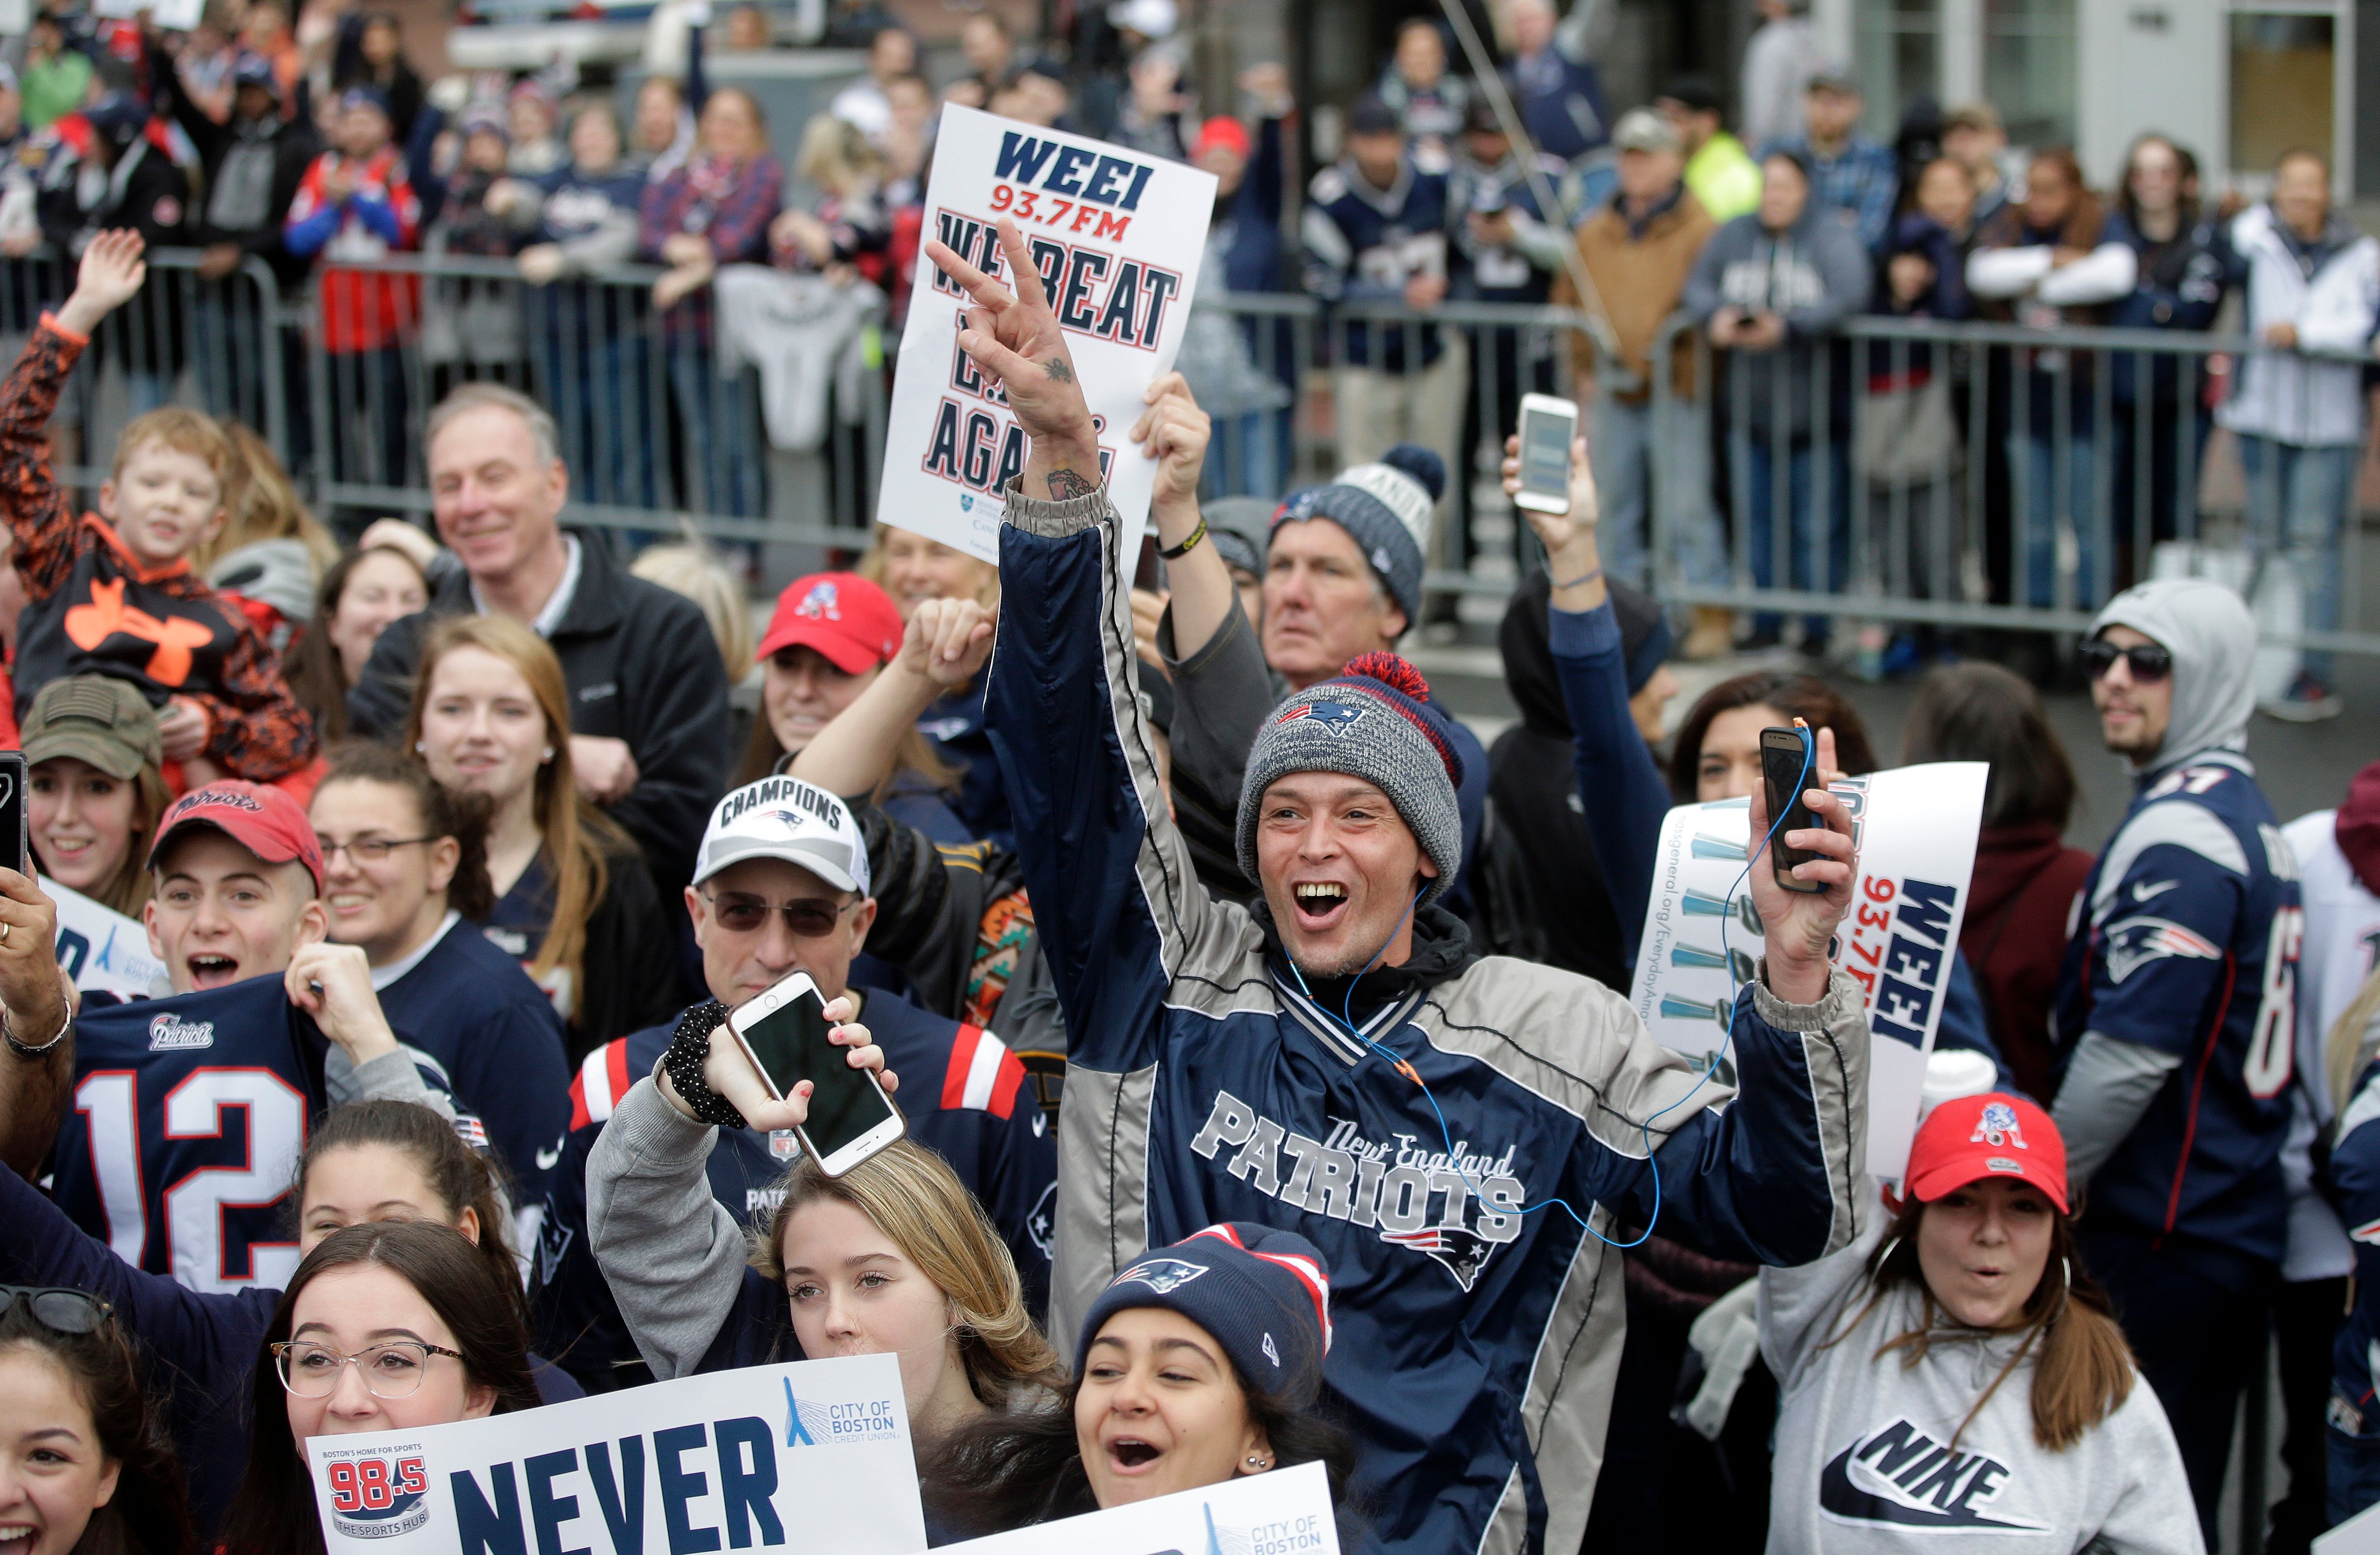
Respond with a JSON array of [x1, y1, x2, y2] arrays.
[[693, 776, 872, 896]]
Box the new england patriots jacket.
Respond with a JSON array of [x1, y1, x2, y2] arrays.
[[986, 481, 1873, 1555]]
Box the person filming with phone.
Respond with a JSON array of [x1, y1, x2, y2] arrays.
[[570, 775, 1056, 1406], [932, 213, 1872, 1555]]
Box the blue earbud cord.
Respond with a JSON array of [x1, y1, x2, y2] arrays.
[[1283, 727, 1814, 1252]]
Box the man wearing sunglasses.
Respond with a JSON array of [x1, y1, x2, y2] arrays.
[[2050, 577, 2303, 1541], [527, 774, 1057, 1391]]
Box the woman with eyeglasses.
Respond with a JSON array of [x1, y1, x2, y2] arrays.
[[308, 742, 572, 1220], [0, 1100, 582, 1539], [0, 1284, 194, 1555], [408, 613, 682, 1062], [218, 1220, 543, 1555], [1762, 1092, 2197, 1554]]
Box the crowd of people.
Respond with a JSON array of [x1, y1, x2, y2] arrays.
[[2, 0, 2374, 714], [0, 3, 2373, 1555]]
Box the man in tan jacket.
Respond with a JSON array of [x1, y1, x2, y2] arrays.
[[1554, 109, 1732, 658]]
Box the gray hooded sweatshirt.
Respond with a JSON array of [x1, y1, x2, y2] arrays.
[[1684, 199, 1874, 440], [1760, 1217, 2203, 1555], [2052, 579, 2265, 1188]]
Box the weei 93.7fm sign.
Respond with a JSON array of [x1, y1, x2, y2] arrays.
[[306, 1356, 925, 1553], [1628, 762, 1990, 1179], [875, 104, 1216, 567]]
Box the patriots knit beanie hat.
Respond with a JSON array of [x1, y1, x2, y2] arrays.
[[1235, 652, 1465, 908], [1076, 1224, 1333, 1406], [1272, 444, 1445, 626]]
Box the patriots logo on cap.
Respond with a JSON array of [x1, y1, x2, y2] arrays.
[[795, 580, 841, 621], [1115, 1257, 1209, 1295], [1971, 1101, 2027, 1150], [765, 809, 808, 829], [1277, 699, 1366, 733]]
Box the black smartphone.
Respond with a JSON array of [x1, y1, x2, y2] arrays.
[[1759, 725, 1822, 893], [725, 970, 904, 1175], [0, 751, 24, 876]]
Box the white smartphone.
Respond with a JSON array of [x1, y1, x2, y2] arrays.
[[725, 970, 905, 1177], [1514, 393, 1578, 514]]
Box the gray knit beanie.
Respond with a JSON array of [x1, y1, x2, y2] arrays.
[[1235, 652, 1465, 907], [1271, 444, 1446, 626]]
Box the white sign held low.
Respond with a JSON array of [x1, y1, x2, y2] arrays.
[[305, 1355, 926, 1554], [876, 104, 1216, 565], [940, 1459, 1339, 1555], [1627, 762, 1989, 1179], [49, 879, 169, 999]]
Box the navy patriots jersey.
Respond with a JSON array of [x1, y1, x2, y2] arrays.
[[52, 977, 331, 1294], [531, 990, 1056, 1390], [1300, 156, 1451, 370], [2327, 1053, 2380, 1438], [2055, 751, 2304, 1260]]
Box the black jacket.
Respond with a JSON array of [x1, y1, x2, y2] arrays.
[[36, 131, 190, 378], [348, 530, 732, 890], [567, 839, 686, 1064]]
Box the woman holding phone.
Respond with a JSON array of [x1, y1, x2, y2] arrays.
[[217, 1220, 545, 1554], [583, 1002, 1058, 1477]]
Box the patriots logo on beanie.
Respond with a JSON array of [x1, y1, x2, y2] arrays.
[[1116, 1257, 1210, 1295], [1276, 700, 1366, 734]]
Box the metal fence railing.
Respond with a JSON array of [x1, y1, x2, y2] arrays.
[[17, 248, 2370, 661], [1648, 311, 2380, 660]]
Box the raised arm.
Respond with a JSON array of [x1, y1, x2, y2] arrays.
[[924, 217, 1247, 1061], [0, 870, 74, 1179], [1501, 433, 1670, 963], [790, 596, 994, 799]]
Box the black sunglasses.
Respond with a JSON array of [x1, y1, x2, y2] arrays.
[[2079, 639, 2172, 683], [0, 1285, 114, 1335]]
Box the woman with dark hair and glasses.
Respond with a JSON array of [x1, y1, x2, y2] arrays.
[[0, 1285, 194, 1555], [219, 1220, 543, 1555], [0, 1102, 583, 1539]]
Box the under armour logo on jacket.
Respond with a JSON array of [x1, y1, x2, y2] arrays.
[[65, 578, 213, 686]]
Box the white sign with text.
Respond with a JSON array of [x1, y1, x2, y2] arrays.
[[940, 1460, 1340, 1555], [1627, 762, 1989, 1180], [305, 1355, 926, 1554], [875, 103, 1215, 565], [49, 879, 169, 999]]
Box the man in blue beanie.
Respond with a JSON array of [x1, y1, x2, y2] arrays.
[[1128, 371, 1489, 911], [934, 215, 1873, 1555]]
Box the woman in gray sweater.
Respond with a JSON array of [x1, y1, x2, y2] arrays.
[[1761, 1090, 2200, 1554]]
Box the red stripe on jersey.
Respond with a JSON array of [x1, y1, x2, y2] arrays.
[[2162, 954, 2238, 1240], [986, 1048, 1026, 1121], [569, 1040, 633, 1131], [943, 1026, 983, 1112]]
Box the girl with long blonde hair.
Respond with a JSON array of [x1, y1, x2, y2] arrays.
[[406, 613, 681, 1059]]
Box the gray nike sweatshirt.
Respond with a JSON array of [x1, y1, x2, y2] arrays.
[[1758, 1219, 2202, 1555]]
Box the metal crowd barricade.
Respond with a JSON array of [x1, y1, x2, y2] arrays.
[[300, 251, 890, 550], [1647, 311, 2380, 659], [0, 248, 287, 498]]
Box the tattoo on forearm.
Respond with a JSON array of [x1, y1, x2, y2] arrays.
[[1043, 357, 1074, 383], [1043, 467, 1098, 500]]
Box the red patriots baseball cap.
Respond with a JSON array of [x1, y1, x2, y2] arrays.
[[756, 572, 903, 675], [147, 780, 325, 891], [1905, 1091, 2069, 1213]]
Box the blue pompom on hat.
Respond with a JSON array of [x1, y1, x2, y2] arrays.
[[1272, 443, 1446, 628], [1076, 1224, 1334, 1406]]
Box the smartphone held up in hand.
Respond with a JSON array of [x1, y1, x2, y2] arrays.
[[1760, 723, 1823, 893], [727, 969, 905, 1176], [0, 750, 24, 877], [1513, 394, 1578, 514]]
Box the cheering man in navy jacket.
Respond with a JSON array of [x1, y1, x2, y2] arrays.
[[928, 216, 1874, 1555]]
